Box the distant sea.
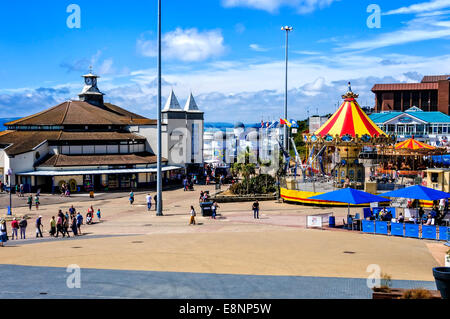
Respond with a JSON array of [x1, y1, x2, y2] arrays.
[[0, 118, 20, 131]]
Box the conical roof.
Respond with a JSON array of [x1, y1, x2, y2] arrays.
[[315, 83, 387, 138], [395, 138, 435, 150], [184, 93, 200, 111], [163, 90, 182, 111]]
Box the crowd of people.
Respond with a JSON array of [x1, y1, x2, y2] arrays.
[[0, 204, 103, 247]]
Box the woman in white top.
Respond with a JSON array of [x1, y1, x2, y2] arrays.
[[189, 206, 196, 225]]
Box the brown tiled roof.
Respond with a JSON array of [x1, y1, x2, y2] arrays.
[[0, 131, 61, 156], [5, 101, 156, 126], [0, 131, 147, 156], [421, 75, 450, 83], [372, 83, 438, 91], [39, 153, 167, 167]]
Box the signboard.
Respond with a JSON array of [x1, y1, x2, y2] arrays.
[[390, 223, 404, 237], [437, 226, 448, 241], [375, 221, 388, 235], [405, 224, 420, 238], [307, 216, 323, 228], [398, 116, 413, 124], [362, 220, 375, 233], [422, 225, 437, 240]]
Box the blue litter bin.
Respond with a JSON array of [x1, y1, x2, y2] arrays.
[[7, 206, 11, 216], [329, 216, 335, 228]]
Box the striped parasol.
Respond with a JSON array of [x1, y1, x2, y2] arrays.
[[315, 83, 387, 138], [395, 138, 435, 150]]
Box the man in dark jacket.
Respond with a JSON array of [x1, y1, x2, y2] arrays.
[[19, 217, 27, 239], [36, 216, 43, 238]]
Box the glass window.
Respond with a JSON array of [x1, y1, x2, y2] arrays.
[[388, 124, 395, 132], [403, 91, 411, 109], [412, 92, 420, 108], [394, 92, 402, 110]]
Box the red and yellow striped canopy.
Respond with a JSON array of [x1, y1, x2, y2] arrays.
[[395, 138, 435, 150], [315, 98, 386, 138]]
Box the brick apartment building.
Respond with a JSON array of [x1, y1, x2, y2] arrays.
[[372, 75, 450, 115]]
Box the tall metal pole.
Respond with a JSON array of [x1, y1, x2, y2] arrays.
[[281, 26, 292, 151], [156, 0, 163, 216]]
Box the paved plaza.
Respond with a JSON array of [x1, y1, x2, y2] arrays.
[[0, 186, 446, 299]]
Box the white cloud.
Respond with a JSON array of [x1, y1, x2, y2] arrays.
[[222, 0, 337, 14], [137, 28, 226, 62], [384, 0, 450, 16], [249, 44, 269, 52], [338, 15, 450, 51]]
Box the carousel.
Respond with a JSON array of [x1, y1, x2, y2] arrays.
[[280, 83, 394, 206], [377, 136, 446, 180]]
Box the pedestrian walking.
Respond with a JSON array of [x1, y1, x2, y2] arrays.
[[129, 191, 135, 205], [71, 216, 78, 236], [50, 216, 57, 237], [252, 200, 260, 219], [27, 195, 32, 210], [189, 206, 196, 225], [69, 205, 76, 219], [96, 208, 102, 221], [35, 216, 43, 238], [146, 194, 152, 211], [76, 212, 83, 235], [19, 216, 27, 239], [11, 218, 19, 240], [0, 219, 8, 247], [212, 201, 219, 219], [35, 195, 40, 210], [55, 214, 64, 237], [63, 216, 70, 238]]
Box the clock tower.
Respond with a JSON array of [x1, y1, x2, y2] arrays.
[[78, 68, 105, 106]]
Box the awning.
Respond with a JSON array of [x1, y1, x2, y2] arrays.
[[16, 166, 184, 177]]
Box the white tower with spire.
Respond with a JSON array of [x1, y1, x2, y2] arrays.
[[161, 91, 204, 167]]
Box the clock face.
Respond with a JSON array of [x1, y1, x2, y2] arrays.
[[85, 77, 93, 85], [92, 78, 97, 86]]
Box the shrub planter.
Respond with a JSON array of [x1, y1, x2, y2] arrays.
[[372, 288, 441, 299], [433, 267, 450, 299]]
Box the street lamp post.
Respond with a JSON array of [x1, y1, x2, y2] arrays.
[[281, 26, 293, 152], [7, 168, 12, 215], [156, 0, 163, 216]]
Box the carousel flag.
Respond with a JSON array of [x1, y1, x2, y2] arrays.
[[290, 119, 299, 128], [268, 121, 278, 129], [280, 119, 292, 127]]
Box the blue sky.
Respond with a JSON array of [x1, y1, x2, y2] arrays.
[[0, 0, 450, 122]]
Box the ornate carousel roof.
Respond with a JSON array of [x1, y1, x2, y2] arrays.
[[314, 83, 387, 138], [395, 138, 435, 150]]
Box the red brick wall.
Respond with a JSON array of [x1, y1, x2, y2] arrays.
[[438, 80, 450, 115], [382, 92, 394, 111]]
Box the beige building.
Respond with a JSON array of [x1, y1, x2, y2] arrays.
[[0, 72, 203, 193]]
